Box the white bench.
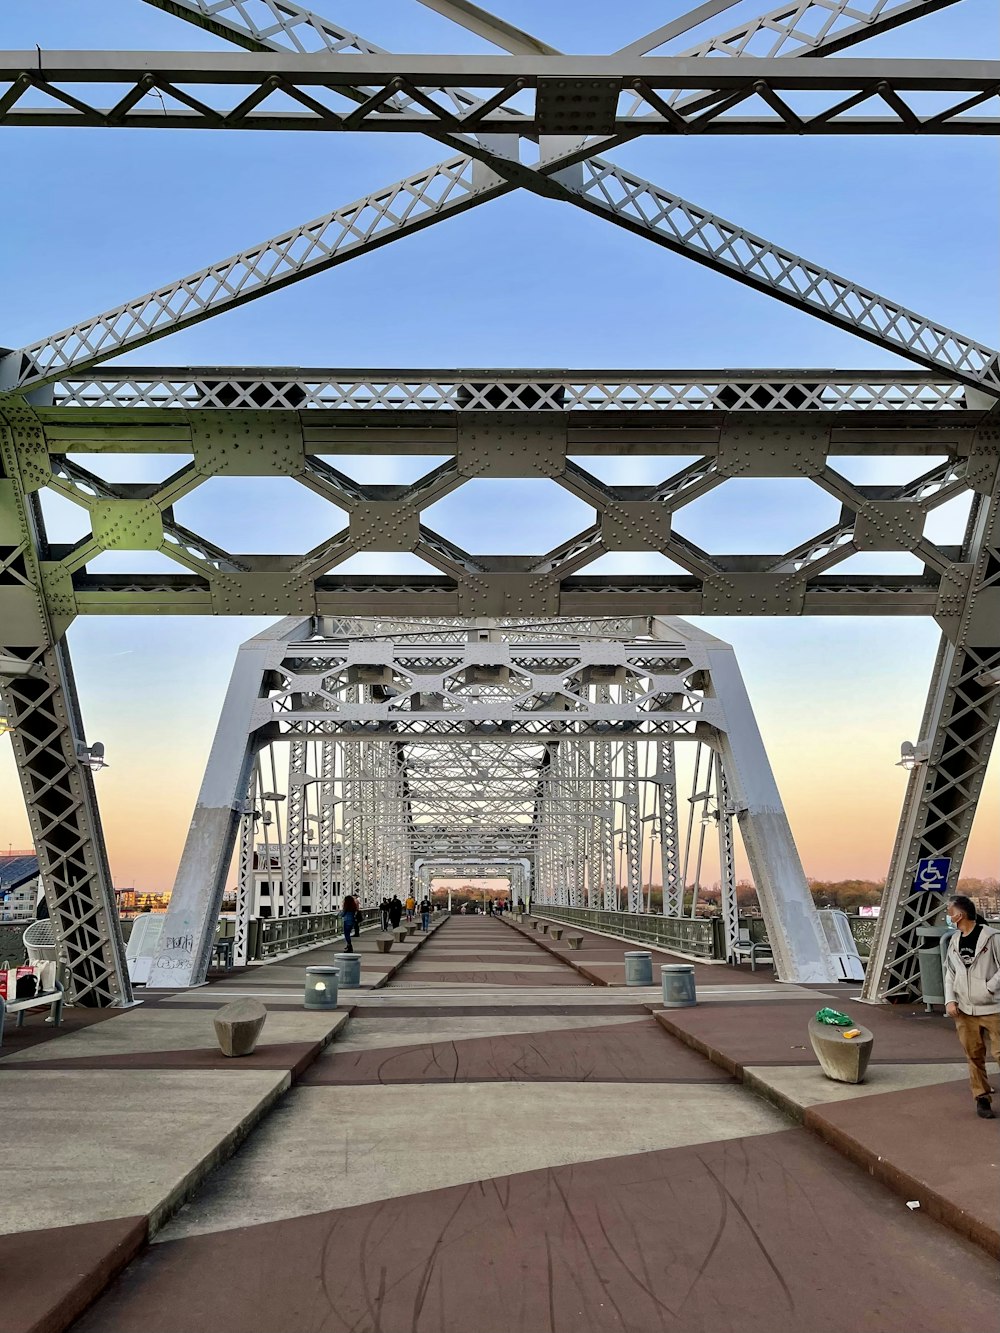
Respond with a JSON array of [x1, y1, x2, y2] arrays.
[[0, 981, 64, 1049]]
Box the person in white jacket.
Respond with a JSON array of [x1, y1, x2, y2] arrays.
[[944, 894, 1000, 1119]]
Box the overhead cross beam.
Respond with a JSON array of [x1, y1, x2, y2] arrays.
[[2, 0, 993, 394], [2, 54, 995, 136]]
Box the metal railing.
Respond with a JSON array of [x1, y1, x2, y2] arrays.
[[252, 907, 446, 959], [255, 910, 377, 959], [530, 906, 723, 959]]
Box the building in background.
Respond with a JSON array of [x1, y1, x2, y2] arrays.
[[114, 887, 171, 918], [253, 843, 341, 917], [0, 851, 40, 921]]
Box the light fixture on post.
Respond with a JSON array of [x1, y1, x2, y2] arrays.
[[972, 668, 1000, 689], [77, 741, 109, 772], [896, 740, 931, 771]]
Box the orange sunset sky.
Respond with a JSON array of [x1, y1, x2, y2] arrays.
[[1, 613, 996, 894]]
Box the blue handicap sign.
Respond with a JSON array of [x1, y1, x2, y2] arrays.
[[913, 856, 951, 893]]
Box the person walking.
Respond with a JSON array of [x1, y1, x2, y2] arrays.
[[341, 894, 358, 953], [379, 897, 391, 932], [389, 894, 403, 930], [420, 897, 431, 932], [405, 892, 416, 923], [944, 894, 1000, 1119]]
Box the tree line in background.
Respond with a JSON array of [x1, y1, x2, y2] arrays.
[[655, 877, 1000, 916], [431, 878, 1000, 916]]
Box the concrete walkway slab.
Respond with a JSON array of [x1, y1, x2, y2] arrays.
[[154, 1080, 789, 1239], [2, 1007, 347, 1063], [0, 1068, 289, 1236], [76, 1130, 999, 1333], [743, 1060, 970, 1110]]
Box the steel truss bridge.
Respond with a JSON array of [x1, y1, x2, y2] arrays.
[[0, 0, 997, 1008]]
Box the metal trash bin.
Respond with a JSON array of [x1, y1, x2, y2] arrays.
[[916, 925, 952, 1007], [335, 953, 362, 987], [661, 964, 696, 1008], [304, 966, 339, 1009], [624, 951, 653, 986]]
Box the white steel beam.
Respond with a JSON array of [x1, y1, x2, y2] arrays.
[[149, 616, 310, 987], [657, 618, 838, 983]]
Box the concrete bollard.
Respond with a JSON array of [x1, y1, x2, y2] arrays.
[[567, 934, 584, 950], [624, 951, 653, 986], [549, 927, 563, 941], [661, 964, 696, 1007], [214, 998, 267, 1056], [541, 922, 550, 934], [375, 935, 393, 953], [335, 953, 362, 987], [304, 966, 339, 1009]]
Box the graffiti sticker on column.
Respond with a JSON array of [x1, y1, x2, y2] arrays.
[[913, 857, 951, 892]]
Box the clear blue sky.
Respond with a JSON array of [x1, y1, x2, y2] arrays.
[[0, 1, 997, 889]]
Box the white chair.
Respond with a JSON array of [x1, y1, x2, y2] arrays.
[[817, 909, 866, 981], [126, 913, 164, 984], [22, 919, 58, 966]]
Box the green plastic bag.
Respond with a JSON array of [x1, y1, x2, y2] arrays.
[[815, 1007, 853, 1026]]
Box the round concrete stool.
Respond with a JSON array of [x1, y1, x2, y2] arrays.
[[624, 951, 653, 986], [335, 953, 362, 987], [661, 964, 696, 1007], [304, 966, 339, 1009]]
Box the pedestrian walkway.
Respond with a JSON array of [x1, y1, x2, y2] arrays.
[[510, 910, 1000, 1258], [0, 915, 445, 1333], [63, 915, 997, 1333]]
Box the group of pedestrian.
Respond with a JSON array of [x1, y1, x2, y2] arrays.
[[378, 895, 403, 931], [485, 898, 510, 916], [375, 894, 434, 932]]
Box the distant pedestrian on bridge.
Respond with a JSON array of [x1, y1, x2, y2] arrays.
[[389, 895, 403, 929], [420, 897, 431, 931], [405, 893, 416, 923], [944, 894, 1000, 1119], [379, 897, 391, 931], [341, 894, 358, 953]]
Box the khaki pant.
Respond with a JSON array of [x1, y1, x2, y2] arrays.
[[953, 1011, 1000, 1100]]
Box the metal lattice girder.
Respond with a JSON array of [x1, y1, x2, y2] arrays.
[[470, 149, 1000, 394], [233, 766, 257, 966], [0, 154, 489, 392], [3, 53, 996, 136], [45, 366, 981, 411], [12, 387, 994, 622], [863, 428, 1000, 1002], [657, 739, 683, 916], [247, 636, 721, 740], [316, 738, 336, 912], [715, 752, 740, 961], [282, 737, 308, 915], [622, 736, 644, 914], [3, 7, 989, 391], [0, 399, 131, 1006], [149, 0, 963, 60], [0, 642, 133, 1006]]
